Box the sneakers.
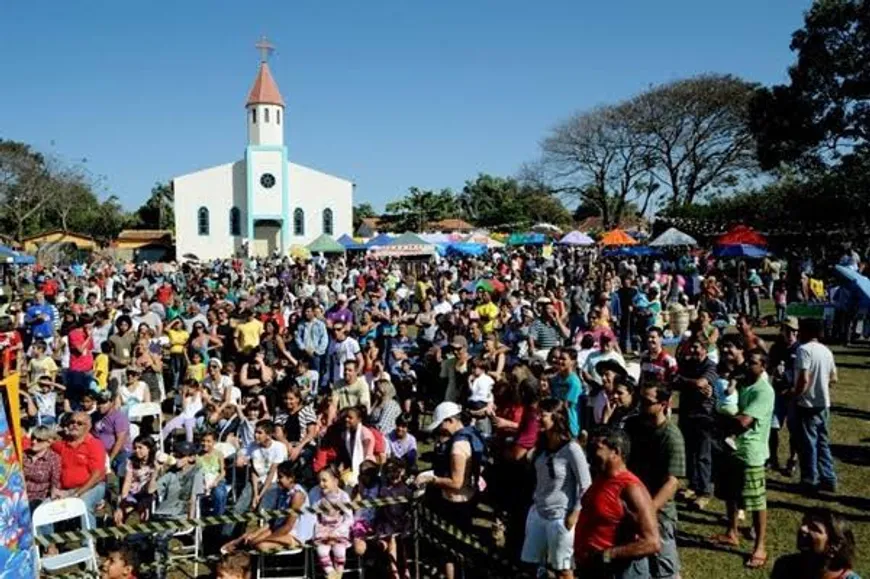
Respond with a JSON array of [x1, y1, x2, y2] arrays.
[[679, 489, 697, 501], [693, 496, 711, 511], [819, 481, 838, 494]]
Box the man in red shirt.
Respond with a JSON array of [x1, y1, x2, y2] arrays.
[[52, 412, 107, 528], [66, 314, 95, 408], [639, 327, 678, 387], [575, 428, 661, 577]]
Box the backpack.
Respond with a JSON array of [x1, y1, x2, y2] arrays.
[[433, 425, 488, 490]]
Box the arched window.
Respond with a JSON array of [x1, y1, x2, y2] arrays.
[[264, 108, 270, 123], [322, 208, 334, 235], [229, 207, 241, 236], [293, 208, 305, 236], [197, 207, 210, 236], [251, 109, 257, 124], [276, 109, 281, 125]]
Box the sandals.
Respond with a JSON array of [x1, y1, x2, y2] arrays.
[[745, 553, 767, 569], [709, 534, 740, 548]]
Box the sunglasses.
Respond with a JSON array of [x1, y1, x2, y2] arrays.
[[70, 420, 87, 426]]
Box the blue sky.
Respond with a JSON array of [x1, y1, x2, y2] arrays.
[[0, 0, 810, 212]]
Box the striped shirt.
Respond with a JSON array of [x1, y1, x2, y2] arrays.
[[529, 319, 563, 349]]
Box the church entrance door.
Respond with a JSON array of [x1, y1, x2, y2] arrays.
[[253, 220, 282, 257]]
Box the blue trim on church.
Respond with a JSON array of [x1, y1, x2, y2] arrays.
[[245, 144, 290, 251]]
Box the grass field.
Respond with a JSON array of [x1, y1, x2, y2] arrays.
[[674, 340, 870, 577]]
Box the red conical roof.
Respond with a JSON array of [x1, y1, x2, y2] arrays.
[[246, 62, 284, 107]]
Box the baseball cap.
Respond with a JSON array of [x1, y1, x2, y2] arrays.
[[425, 401, 462, 432], [173, 441, 197, 458], [781, 316, 799, 331]]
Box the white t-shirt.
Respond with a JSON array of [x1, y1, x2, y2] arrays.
[[796, 341, 836, 409], [468, 373, 495, 404], [328, 338, 361, 382], [245, 440, 289, 483]]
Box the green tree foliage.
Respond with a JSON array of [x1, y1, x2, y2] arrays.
[[134, 182, 175, 231], [384, 187, 459, 232], [750, 0, 870, 170], [457, 173, 571, 230], [352, 202, 376, 231]]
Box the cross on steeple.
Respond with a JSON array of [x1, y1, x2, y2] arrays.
[[255, 36, 275, 63]]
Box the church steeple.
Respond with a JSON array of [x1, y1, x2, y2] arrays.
[[246, 36, 284, 146]]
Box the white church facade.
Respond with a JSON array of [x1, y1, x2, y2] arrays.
[[173, 45, 353, 259]]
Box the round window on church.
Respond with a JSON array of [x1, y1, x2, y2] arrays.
[[260, 173, 276, 189]]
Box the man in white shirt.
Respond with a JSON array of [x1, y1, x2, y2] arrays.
[[790, 318, 838, 492]]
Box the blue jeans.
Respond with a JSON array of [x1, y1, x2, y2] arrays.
[[679, 416, 713, 495], [795, 407, 837, 487], [209, 482, 229, 516], [79, 482, 107, 529], [222, 482, 280, 538]]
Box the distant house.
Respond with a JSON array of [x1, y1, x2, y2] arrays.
[[426, 218, 475, 233], [113, 229, 175, 263], [22, 230, 98, 253], [577, 215, 647, 233]]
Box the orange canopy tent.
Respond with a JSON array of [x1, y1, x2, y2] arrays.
[[599, 229, 638, 246], [717, 224, 767, 247]]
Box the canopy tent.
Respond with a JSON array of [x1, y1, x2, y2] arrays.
[[463, 232, 504, 248], [717, 225, 768, 247], [649, 227, 698, 247], [558, 231, 595, 246], [507, 232, 546, 246], [0, 245, 35, 265], [599, 229, 638, 246], [306, 234, 346, 254], [336, 234, 367, 251], [835, 265, 870, 307], [365, 233, 394, 248], [420, 233, 451, 244], [370, 232, 436, 258], [712, 244, 769, 258], [531, 222, 563, 235], [443, 242, 487, 257]]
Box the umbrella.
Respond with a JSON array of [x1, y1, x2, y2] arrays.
[[288, 245, 312, 260], [559, 231, 595, 246], [532, 222, 563, 235], [717, 225, 767, 247], [649, 227, 698, 247], [599, 229, 638, 246], [464, 277, 506, 294], [712, 244, 769, 258], [835, 265, 870, 307]]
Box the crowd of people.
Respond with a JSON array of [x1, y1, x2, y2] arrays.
[[4, 244, 862, 579]]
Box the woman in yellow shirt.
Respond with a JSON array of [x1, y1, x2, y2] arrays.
[[165, 318, 190, 391]]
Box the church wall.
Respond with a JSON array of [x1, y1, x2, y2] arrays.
[[173, 162, 237, 260], [289, 162, 353, 245], [247, 148, 285, 218]]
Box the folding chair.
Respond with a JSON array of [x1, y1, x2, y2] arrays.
[[128, 401, 163, 444], [255, 492, 316, 579], [163, 494, 204, 577], [214, 441, 239, 504], [32, 498, 99, 574]]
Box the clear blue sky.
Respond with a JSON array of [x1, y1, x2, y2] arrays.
[[0, 0, 810, 212]]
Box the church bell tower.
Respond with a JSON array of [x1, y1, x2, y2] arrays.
[[246, 37, 285, 146]]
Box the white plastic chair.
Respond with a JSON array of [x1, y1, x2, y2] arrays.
[[32, 498, 98, 573], [128, 401, 163, 444], [256, 488, 316, 579]]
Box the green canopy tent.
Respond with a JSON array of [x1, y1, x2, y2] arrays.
[[306, 234, 346, 255]]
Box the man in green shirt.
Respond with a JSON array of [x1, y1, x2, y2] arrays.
[[626, 382, 686, 579], [713, 348, 775, 570]]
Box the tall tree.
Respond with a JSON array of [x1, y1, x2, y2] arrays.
[[626, 74, 759, 207], [352, 202, 377, 231], [384, 187, 458, 232], [540, 104, 652, 229], [458, 173, 571, 229], [134, 182, 174, 231], [0, 140, 58, 242], [749, 0, 870, 170]]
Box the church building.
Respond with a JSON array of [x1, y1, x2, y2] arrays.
[[173, 41, 354, 259]]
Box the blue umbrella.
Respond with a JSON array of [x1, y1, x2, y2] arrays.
[[835, 265, 870, 306], [713, 244, 769, 258]]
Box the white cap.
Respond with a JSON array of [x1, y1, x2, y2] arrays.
[[337, 293, 348, 302], [425, 401, 462, 432]]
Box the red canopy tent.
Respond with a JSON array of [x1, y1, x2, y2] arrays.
[[716, 225, 767, 247]]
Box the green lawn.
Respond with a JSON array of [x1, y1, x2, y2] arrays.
[[675, 342, 870, 577]]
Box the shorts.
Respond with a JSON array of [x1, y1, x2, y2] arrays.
[[520, 507, 575, 571], [715, 454, 767, 512], [428, 493, 475, 535], [647, 515, 680, 579]]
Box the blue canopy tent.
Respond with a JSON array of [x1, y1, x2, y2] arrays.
[[0, 245, 33, 265], [713, 244, 769, 258], [365, 233, 393, 248], [444, 242, 487, 257], [337, 234, 367, 251]]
